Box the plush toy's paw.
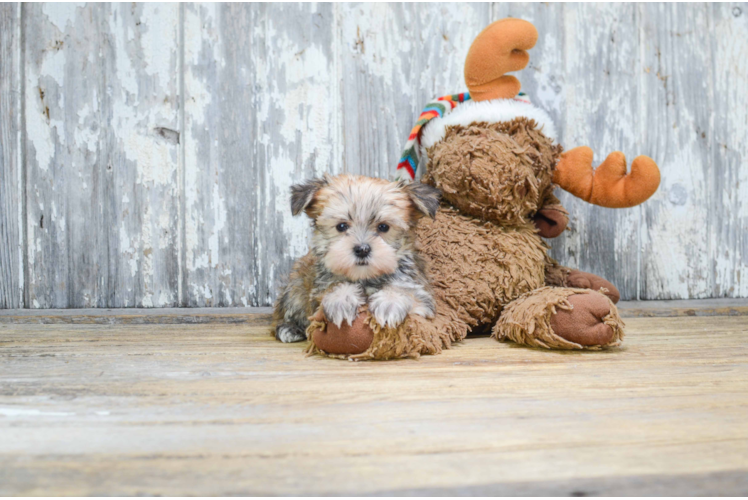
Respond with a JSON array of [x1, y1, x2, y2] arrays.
[[322, 283, 365, 328], [311, 311, 374, 355], [533, 205, 569, 238], [566, 270, 620, 304], [275, 323, 307, 343], [369, 289, 412, 328], [550, 293, 615, 346]]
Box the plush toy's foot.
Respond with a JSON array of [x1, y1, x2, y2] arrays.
[[549, 292, 616, 346], [310, 310, 374, 355], [493, 286, 624, 350]]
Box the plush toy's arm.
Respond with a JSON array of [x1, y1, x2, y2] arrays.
[[544, 258, 572, 287], [544, 257, 621, 304], [541, 190, 563, 208], [553, 147, 660, 208], [533, 191, 569, 238]]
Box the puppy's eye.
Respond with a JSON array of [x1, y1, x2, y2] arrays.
[[336, 223, 349, 232], [377, 223, 390, 233]]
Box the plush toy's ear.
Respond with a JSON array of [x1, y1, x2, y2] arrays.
[[290, 177, 329, 217], [403, 182, 441, 219]]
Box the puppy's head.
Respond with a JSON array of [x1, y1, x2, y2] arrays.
[[291, 174, 440, 280]]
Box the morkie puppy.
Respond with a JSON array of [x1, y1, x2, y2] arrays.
[[273, 174, 441, 343]]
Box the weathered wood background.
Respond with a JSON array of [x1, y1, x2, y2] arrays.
[[1, 3, 747, 308]]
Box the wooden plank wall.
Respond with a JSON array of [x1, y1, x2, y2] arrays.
[[0, 4, 23, 309], [0, 3, 746, 308]]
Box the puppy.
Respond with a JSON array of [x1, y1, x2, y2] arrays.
[[273, 174, 441, 343]]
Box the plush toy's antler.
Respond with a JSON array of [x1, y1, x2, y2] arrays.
[[465, 18, 661, 207], [553, 147, 661, 208], [464, 18, 538, 102]]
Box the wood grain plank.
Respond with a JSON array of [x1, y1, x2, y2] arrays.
[[0, 316, 747, 495], [711, 3, 748, 297], [0, 3, 22, 308], [557, 4, 642, 301], [182, 3, 253, 307], [24, 4, 181, 308], [639, 4, 714, 299], [182, 3, 340, 307], [339, 3, 418, 178], [103, 4, 181, 307], [24, 4, 109, 308]]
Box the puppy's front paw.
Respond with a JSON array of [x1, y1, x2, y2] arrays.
[[322, 283, 365, 328], [369, 289, 413, 328], [276, 323, 307, 343]]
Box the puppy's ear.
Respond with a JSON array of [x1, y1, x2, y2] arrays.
[[404, 182, 441, 219], [290, 177, 329, 217]]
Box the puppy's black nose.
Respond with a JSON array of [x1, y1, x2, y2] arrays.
[[353, 244, 371, 258]]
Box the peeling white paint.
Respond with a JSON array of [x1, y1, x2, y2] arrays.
[[124, 131, 175, 186], [107, 4, 181, 307], [193, 254, 209, 270], [183, 3, 219, 280], [533, 31, 565, 115], [26, 44, 65, 173], [109, 12, 139, 99], [140, 3, 178, 85], [712, 3, 748, 297], [41, 3, 79, 32], [340, 4, 410, 88]]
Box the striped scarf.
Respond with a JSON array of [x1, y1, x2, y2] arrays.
[[395, 91, 530, 182], [395, 92, 470, 182]]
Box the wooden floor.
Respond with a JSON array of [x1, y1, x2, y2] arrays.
[[1, 310, 748, 495]]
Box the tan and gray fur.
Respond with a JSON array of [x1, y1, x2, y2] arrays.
[[273, 174, 441, 343]]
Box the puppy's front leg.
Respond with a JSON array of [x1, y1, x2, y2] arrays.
[[322, 282, 365, 328], [369, 287, 415, 328]]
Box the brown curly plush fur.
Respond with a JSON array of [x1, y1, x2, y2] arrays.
[[422, 118, 562, 226], [416, 205, 547, 334]]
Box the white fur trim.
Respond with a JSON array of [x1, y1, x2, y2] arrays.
[[420, 98, 557, 150]]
